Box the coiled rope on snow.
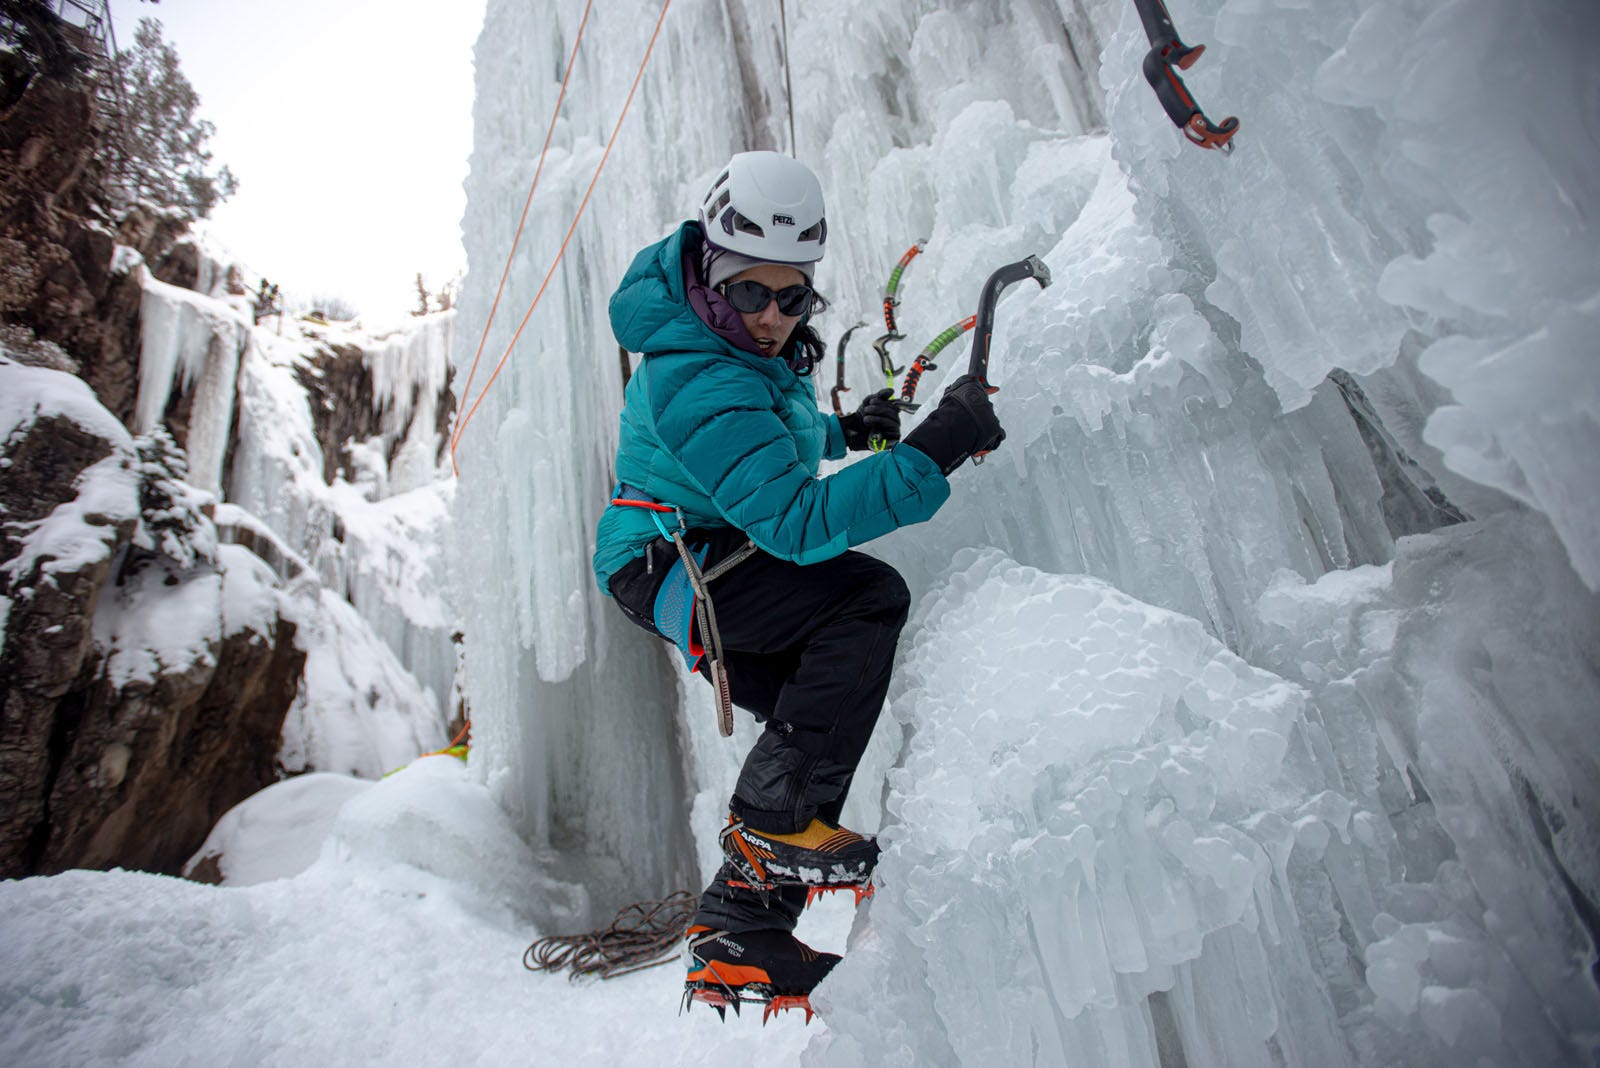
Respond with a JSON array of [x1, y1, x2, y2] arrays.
[[523, 890, 698, 981]]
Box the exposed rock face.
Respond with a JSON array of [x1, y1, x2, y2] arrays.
[[0, 53, 143, 426], [0, 411, 135, 874], [0, 365, 306, 879], [2, 51, 452, 880], [33, 558, 303, 875], [296, 342, 385, 484]]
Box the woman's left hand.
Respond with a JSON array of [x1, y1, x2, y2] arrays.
[[840, 388, 904, 450]]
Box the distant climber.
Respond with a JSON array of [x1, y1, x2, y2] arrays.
[[252, 278, 280, 324]]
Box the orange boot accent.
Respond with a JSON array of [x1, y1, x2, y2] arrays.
[[687, 961, 774, 988], [722, 816, 772, 882], [746, 818, 866, 853]]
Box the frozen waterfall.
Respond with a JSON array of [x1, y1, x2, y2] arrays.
[[449, 0, 1599, 1063]]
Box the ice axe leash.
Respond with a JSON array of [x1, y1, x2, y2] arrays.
[[967, 254, 1051, 462], [1133, 0, 1239, 151], [830, 320, 869, 416]]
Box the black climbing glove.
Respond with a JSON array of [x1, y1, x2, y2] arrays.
[[900, 374, 1005, 474], [839, 388, 903, 451]]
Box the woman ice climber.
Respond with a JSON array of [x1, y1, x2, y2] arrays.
[[593, 151, 1005, 1015]]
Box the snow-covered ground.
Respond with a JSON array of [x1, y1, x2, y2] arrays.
[[0, 757, 846, 1066]]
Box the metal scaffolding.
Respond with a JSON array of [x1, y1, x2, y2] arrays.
[[2, 0, 139, 206]]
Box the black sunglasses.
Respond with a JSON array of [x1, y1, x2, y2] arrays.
[[718, 279, 815, 317]]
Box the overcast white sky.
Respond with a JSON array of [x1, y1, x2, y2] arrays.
[[105, 0, 487, 321]]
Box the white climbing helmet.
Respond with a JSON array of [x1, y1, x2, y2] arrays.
[[697, 151, 827, 265]]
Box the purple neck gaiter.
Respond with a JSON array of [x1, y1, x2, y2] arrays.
[[681, 239, 784, 362]]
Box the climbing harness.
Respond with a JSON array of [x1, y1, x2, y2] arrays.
[[829, 320, 868, 416], [1133, 0, 1239, 151], [871, 241, 926, 385], [524, 890, 698, 980], [966, 255, 1051, 461], [611, 486, 757, 737], [450, 0, 675, 473], [897, 314, 976, 411]]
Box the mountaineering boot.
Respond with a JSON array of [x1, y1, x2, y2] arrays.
[[681, 925, 841, 1023], [720, 815, 880, 903]]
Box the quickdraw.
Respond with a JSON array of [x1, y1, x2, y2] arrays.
[[830, 320, 868, 416], [610, 490, 756, 737], [871, 241, 926, 384], [1133, 0, 1239, 151], [896, 314, 976, 412]]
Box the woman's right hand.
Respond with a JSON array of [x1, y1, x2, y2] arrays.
[[901, 374, 1006, 474]]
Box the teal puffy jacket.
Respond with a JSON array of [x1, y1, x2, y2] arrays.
[[592, 222, 951, 594]]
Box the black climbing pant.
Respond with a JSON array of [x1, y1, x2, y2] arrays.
[[608, 529, 911, 933]]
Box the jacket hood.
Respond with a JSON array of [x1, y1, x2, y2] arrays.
[[609, 222, 807, 368]]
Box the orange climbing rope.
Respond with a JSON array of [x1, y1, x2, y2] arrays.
[[449, 0, 596, 472], [383, 718, 472, 777], [450, 0, 675, 473]]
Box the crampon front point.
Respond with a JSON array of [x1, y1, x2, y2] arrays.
[[682, 981, 817, 1024]]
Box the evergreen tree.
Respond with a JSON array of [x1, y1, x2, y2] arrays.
[[113, 18, 237, 220], [414, 271, 430, 316], [130, 426, 216, 572]]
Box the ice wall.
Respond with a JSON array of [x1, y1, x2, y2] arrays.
[[359, 312, 456, 498], [226, 326, 457, 730], [133, 270, 251, 494], [126, 245, 460, 727], [450, 0, 779, 914], [455, 0, 1598, 1059]]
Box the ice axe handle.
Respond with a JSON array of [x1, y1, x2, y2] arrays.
[[966, 254, 1052, 388]]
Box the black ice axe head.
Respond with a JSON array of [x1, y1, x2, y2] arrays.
[[966, 254, 1052, 389], [1134, 0, 1239, 151]]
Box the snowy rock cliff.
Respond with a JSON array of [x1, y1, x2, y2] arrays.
[[0, 359, 302, 877], [1, 54, 458, 876]]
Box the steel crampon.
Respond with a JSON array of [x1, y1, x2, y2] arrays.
[[682, 983, 817, 1024]]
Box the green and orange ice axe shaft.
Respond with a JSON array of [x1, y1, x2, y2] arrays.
[[897, 315, 977, 412], [871, 241, 925, 384]]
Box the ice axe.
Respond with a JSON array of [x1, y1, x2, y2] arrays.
[[966, 254, 1051, 461], [1133, 0, 1239, 151], [871, 241, 926, 384]]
